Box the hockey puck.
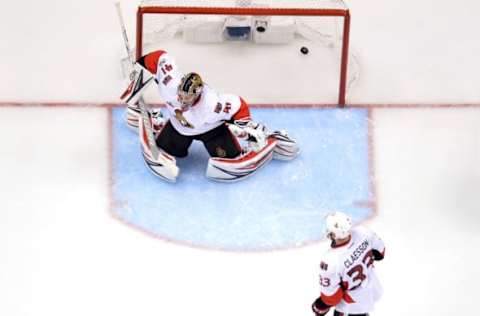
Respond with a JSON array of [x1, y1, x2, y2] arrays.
[[256, 25, 266, 32], [300, 46, 309, 55]]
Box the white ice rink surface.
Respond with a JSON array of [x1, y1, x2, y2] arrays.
[[1, 0, 480, 316]]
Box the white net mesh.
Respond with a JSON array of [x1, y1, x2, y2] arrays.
[[138, 0, 350, 51], [125, 0, 359, 103], [140, 0, 348, 10]]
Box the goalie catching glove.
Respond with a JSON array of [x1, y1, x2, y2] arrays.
[[228, 120, 300, 161], [228, 120, 268, 152]]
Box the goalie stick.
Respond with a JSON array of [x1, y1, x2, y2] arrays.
[[114, 2, 160, 161]]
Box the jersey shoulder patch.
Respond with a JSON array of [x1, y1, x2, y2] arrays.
[[320, 261, 329, 271], [321, 251, 340, 274]]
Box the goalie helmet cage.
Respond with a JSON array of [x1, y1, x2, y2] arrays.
[[136, 0, 352, 107]]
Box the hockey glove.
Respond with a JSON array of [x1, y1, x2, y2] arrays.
[[312, 297, 331, 316], [232, 120, 268, 151]]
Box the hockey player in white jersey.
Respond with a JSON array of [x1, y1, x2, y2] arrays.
[[120, 49, 299, 182], [312, 212, 385, 316]]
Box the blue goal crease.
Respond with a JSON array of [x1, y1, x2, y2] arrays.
[[111, 107, 373, 251]]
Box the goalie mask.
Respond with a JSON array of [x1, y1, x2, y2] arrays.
[[178, 72, 203, 109], [325, 211, 352, 241]]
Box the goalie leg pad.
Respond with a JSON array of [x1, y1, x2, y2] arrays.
[[270, 130, 300, 161], [126, 103, 141, 130], [139, 114, 179, 182], [206, 137, 277, 182]]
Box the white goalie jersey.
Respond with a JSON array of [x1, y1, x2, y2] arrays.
[[145, 50, 249, 136]]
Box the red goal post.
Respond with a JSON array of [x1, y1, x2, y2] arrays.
[[136, 0, 352, 106]]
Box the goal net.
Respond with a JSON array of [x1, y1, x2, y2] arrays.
[[127, 0, 358, 106]]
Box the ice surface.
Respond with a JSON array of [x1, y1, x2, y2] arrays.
[[1, 0, 480, 315]]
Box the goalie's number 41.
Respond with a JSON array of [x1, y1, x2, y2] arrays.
[[214, 102, 232, 114]]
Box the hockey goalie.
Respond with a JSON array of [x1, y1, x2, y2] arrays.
[[120, 49, 299, 182]]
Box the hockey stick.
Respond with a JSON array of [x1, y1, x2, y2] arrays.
[[114, 1, 160, 161]]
